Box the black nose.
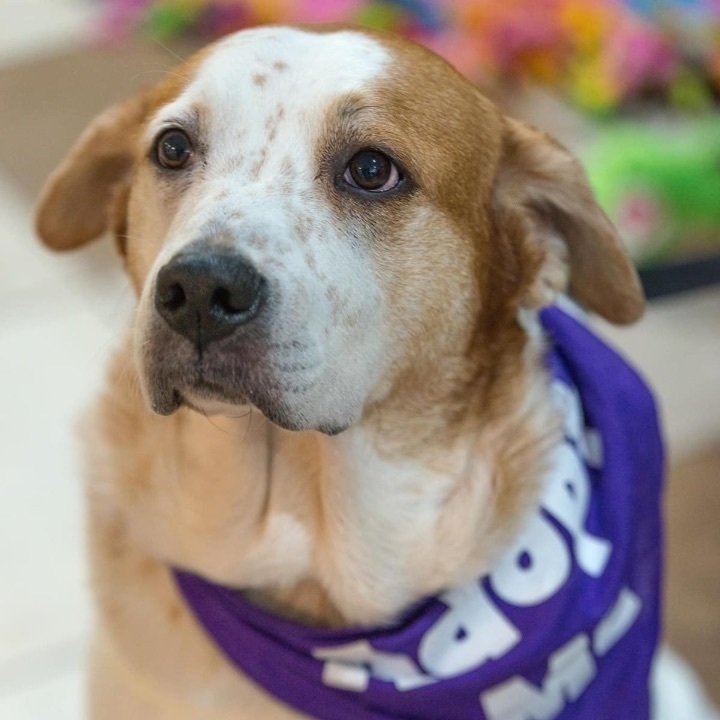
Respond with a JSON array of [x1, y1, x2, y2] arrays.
[[155, 249, 264, 350]]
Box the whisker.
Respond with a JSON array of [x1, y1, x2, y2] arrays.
[[144, 31, 187, 66], [198, 407, 235, 436], [240, 407, 256, 444]]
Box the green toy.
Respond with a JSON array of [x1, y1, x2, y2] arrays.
[[585, 119, 720, 267]]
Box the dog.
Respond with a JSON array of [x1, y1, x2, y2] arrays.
[[34, 24, 716, 720]]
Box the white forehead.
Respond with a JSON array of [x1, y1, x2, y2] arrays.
[[148, 26, 389, 136]]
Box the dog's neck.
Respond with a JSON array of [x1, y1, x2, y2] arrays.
[[93, 313, 560, 628]]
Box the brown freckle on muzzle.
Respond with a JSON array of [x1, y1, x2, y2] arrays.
[[265, 114, 280, 142], [343, 304, 364, 329], [273, 60, 288, 72], [253, 73, 267, 87], [249, 147, 268, 179], [248, 235, 267, 250], [293, 219, 310, 243], [325, 284, 340, 304], [264, 257, 286, 272]]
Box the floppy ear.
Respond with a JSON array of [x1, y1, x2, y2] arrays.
[[35, 92, 152, 252], [494, 118, 644, 325]]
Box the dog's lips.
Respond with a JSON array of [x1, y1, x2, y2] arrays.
[[155, 375, 347, 434], [141, 323, 342, 431], [170, 373, 254, 413], [152, 367, 287, 424], [146, 362, 249, 417]]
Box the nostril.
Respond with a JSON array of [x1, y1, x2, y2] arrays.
[[158, 282, 186, 311], [210, 283, 259, 316]]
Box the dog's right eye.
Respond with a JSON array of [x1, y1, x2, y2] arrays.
[[155, 130, 193, 170], [343, 150, 400, 193]]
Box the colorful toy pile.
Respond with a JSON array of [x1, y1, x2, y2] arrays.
[[102, 0, 720, 114]]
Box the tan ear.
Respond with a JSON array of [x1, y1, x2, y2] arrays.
[[494, 118, 644, 325], [35, 92, 152, 251]]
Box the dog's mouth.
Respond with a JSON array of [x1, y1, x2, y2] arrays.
[[142, 337, 346, 432], [139, 309, 356, 435], [158, 373, 349, 436], [150, 363, 292, 424]]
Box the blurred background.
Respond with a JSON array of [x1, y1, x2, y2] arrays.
[[0, 0, 718, 717]]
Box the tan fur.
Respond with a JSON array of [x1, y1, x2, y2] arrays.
[[35, 26, 644, 719]]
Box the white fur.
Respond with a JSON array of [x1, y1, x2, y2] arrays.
[[322, 426, 497, 620], [653, 647, 720, 720]]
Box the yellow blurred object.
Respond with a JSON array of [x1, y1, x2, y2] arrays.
[[568, 55, 620, 113], [560, 1, 612, 54], [242, 0, 291, 24]]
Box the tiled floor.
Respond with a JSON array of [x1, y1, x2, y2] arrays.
[[0, 5, 718, 718]]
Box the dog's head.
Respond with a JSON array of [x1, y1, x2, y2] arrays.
[[36, 26, 643, 435]]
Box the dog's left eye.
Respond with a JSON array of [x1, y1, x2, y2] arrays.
[[155, 129, 193, 170], [343, 150, 400, 192]]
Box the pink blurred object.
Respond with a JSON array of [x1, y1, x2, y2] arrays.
[[288, 0, 360, 23], [98, 0, 152, 42], [608, 20, 677, 93]]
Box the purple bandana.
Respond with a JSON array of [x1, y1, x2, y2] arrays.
[[174, 306, 664, 720]]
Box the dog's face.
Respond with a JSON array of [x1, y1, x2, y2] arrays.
[[36, 26, 643, 434]]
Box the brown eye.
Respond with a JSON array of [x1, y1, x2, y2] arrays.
[[344, 150, 400, 192], [155, 129, 193, 169]]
